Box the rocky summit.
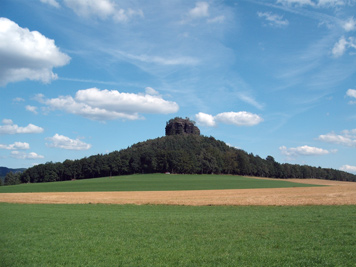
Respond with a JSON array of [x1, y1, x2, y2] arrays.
[[165, 117, 200, 136]]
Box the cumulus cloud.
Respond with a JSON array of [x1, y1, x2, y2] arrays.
[[340, 165, 356, 174], [0, 119, 44, 134], [195, 111, 263, 127], [46, 134, 91, 150], [0, 142, 30, 150], [37, 87, 179, 121], [318, 129, 356, 147], [215, 112, 263, 126], [11, 151, 44, 160], [195, 112, 216, 127], [346, 89, 356, 104], [63, 0, 143, 22], [2, 119, 13, 125], [332, 37, 356, 57], [280, 145, 331, 158], [257, 12, 289, 27], [0, 17, 70, 86]]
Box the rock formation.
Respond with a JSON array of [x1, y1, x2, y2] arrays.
[[165, 117, 200, 136]]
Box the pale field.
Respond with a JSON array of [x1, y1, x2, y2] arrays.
[[1, 178, 356, 206]]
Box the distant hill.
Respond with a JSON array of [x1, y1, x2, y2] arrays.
[[0, 167, 26, 177], [0, 167, 26, 184]]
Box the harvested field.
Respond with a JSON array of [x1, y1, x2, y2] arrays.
[[1, 179, 355, 206]]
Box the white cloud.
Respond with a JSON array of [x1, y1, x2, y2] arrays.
[[332, 37, 356, 57], [37, 87, 179, 121], [195, 111, 263, 127], [63, 0, 116, 18], [346, 89, 356, 98], [189, 2, 209, 18], [257, 12, 289, 27], [343, 17, 356, 32], [0, 142, 30, 150], [215, 112, 263, 126], [318, 129, 356, 147], [63, 0, 143, 22], [26, 105, 38, 114], [280, 145, 331, 157], [0, 18, 70, 86], [332, 37, 348, 57], [346, 89, 356, 104], [2, 119, 13, 125], [184, 2, 225, 24], [46, 134, 91, 150], [0, 119, 44, 134], [340, 164, 356, 174], [11, 151, 44, 160], [195, 112, 216, 127], [40, 0, 60, 8]]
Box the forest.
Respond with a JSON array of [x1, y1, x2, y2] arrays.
[[3, 134, 356, 185]]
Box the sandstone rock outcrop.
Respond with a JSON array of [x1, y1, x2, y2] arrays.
[[165, 117, 200, 136]]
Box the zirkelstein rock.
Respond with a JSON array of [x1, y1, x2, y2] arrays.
[[165, 117, 200, 136]]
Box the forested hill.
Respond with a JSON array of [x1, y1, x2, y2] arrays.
[[0, 167, 26, 177], [16, 134, 356, 184]]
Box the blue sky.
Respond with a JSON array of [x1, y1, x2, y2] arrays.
[[1, 0, 356, 174]]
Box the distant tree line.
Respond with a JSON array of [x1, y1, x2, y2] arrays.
[[5, 135, 356, 185]]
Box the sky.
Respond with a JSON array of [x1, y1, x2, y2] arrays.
[[0, 0, 356, 174]]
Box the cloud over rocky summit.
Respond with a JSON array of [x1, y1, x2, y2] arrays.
[[195, 111, 263, 127]]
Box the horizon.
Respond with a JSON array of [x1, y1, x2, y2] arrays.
[[0, 0, 355, 174]]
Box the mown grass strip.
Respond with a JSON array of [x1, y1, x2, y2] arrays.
[[0, 174, 320, 193], [1, 203, 355, 266]]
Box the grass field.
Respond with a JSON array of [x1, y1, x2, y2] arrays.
[[1, 203, 355, 266], [0, 174, 320, 193]]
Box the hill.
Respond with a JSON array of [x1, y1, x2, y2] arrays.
[[18, 133, 356, 184], [0, 167, 26, 185], [0, 167, 26, 177]]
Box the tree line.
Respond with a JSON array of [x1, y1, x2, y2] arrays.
[[3, 134, 356, 185]]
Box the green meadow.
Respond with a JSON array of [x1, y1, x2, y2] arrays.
[[1, 203, 355, 266], [0, 173, 319, 193], [1, 175, 352, 266]]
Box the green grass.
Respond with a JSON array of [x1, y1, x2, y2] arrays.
[[0, 174, 320, 193], [1, 203, 355, 266]]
